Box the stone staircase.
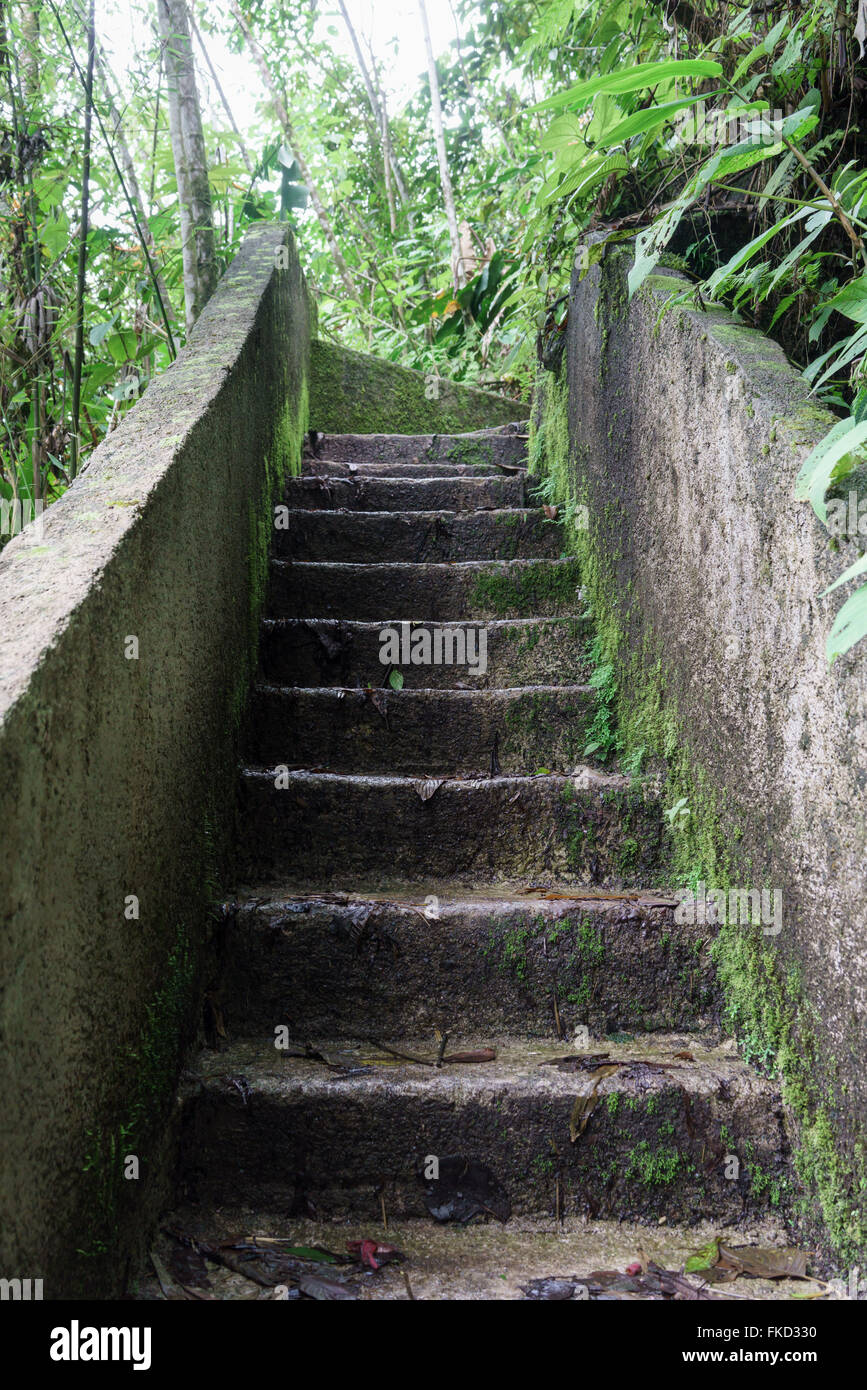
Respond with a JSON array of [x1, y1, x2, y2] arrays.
[[148, 425, 799, 1299]]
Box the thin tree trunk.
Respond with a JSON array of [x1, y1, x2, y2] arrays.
[[228, 0, 358, 300], [336, 0, 409, 212], [94, 42, 176, 322], [188, 3, 254, 176], [157, 0, 218, 332], [418, 0, 464, 289], [70, 0, 94, 482]]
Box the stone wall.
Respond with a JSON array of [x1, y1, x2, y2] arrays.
[[310, 339, 528, 434], [0, 222, 313, 1296], [537, 248, 867, 1263]]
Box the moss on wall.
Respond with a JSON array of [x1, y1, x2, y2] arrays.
[[531, 362, 867, 1267], [309, 339, 528, 435]]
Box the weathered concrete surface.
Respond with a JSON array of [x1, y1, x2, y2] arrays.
[[556, 248, 867, 1262], [275, 508, 565, 562], [308, 427, 529, 467], [268, 557, 582, 620], [0, 223, 313, 1296], [284, 473, 525, 511], [238, 769, 665, 889], [247, 684, 595, 774], [135, 1210, 811, 1300], [220, 892, 718, 1037], [176, 1036, 789, 1225], [309, 341, 528, 435], [259, 617, 593, 689]]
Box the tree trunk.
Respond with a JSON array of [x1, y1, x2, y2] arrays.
[[418, 0, 464, 289], [188, 3, 254, 176], [94, 42, 176, 322], [336, 0, 409, 213], [228, 0, 358, 301], [156, 0, 218, 332]]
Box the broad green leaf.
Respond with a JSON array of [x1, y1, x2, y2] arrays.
[[794, 418, 867, 522], [88, 319, 116, 348], [529, 59, 723, 115], [821, 550, 867, 597], [592, 94, 717, 151], [826, 583, 867, 660]]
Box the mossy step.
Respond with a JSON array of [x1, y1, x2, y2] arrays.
[[136, 1209, 805, 1301], [237, 769, 666, 887], [283, 475, 524, 512], [312, 429, 527, 468], [274, 509, 563, 563], [301, 459, 509, 479], [247, 684, 596, 775], [176, 1036, 790, 1225], [259, 617, 593, 689], [220, 890, 719, 1037], [267, 558, 582, 621]]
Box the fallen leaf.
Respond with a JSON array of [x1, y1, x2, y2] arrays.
[[569, 1064, 621, 1142], [716, 1245, 809, 1280], [299, 1274, 357, 1300], [443, 1048, 497, 1063], [543, 504, 559, 519], [417, 778, 445, 801]]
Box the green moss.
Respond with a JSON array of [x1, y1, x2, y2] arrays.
[[625, 1140, 683, 1186], [309, 339, 527, 435], [531, 353, 867, 1263], [469, 558, 580, 617]]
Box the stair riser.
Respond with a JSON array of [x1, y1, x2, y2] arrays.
[[273, 510, 564, 562], [259, 619, 593, 689], [283, 476, 524, 512], [313, 432, 528, 467], [178, 1076, 788, 1224], [248, 686, 594, 775], [221, 899, 719, 1037], [301, 460, 507, 478], [238, 774, 666, 888], [268, 559, 582, 621]]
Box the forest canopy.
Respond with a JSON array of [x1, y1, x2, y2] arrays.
[[4, 1, 867, 648]]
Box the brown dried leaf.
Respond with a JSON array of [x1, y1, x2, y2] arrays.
[[716, 1245, 809, 1280], [569, 1064, 621, 1142]]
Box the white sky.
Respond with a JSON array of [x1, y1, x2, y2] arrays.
[[100, 0, 459, 130]]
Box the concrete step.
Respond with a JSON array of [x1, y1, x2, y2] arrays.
[[309, 430, 528, 468], [137, 1209, 807, 1301], [267, 558, 582, 621], [273, 509, 564, 563], [176, 1036, 790, 1225], [258, 618, 593, 689], [219, 890, 719, 1038], [301, 459, 508, 479], [283, 475, 524, 512], [237, 770, 666, 888], [247, 685, 595, 775]]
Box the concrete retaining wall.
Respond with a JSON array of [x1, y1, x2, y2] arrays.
[[0, 222, 313, 1296], [539, 248, 867, 1262], [310, 339, 528, 434]]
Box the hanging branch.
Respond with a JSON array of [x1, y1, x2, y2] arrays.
[[70, 0, 95, 482]]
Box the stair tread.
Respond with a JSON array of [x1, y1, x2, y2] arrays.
[[190, 1034, 777, 1098], [139, 1210, 801, 1301]]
